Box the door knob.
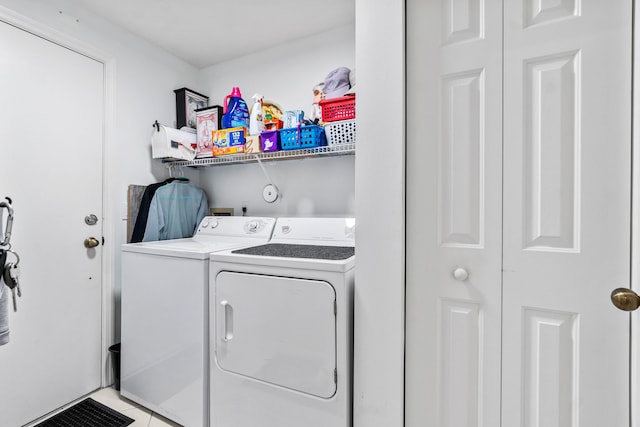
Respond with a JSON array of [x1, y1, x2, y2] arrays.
[[84, 237, 100, 249], [452, 267, 469, 281], [611, 287, 640, 311]]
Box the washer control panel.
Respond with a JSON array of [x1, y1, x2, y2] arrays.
[[196, 216, 275, 238]]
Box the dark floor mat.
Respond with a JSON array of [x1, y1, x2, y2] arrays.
[[34, 398, 134, 427]]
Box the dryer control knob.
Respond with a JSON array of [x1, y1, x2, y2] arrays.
[[246, 220, 261, 233]]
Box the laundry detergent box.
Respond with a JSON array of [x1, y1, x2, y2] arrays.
[[213, 126, 246, 156]]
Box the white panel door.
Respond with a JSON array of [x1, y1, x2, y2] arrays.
[[405, 0, 503, 426], [502, 1, 631, 425], [406, 0, 632, 426], [0, 21, 104, 426]]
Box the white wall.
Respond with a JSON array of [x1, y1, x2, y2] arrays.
[[353, 0, 405, 426], [197, 155, 355, 217], [199, 24, 354, 117], [0, 0, 202, 342], [197, 25, 356, 217]]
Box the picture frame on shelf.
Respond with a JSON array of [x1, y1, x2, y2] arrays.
[[174, 87, 209, 129], [195, 105, 222, 158]]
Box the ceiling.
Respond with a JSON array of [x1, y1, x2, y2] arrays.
[[74, 0, 356, 69]]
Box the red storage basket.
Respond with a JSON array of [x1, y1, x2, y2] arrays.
[[319, 94, 356, 123]]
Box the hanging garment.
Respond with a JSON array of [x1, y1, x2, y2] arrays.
[[130, 178, 175, 243], [142, 180, 209, 241], [127, 185, 147, 242]]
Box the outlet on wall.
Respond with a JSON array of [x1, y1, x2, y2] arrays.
[[210, 208, 234, 216]]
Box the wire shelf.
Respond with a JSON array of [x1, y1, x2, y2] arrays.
[[162, 143, 355, 168]]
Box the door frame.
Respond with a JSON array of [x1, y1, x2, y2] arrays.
[[632, 1, 639, 423], [0, 5, 116, 387]]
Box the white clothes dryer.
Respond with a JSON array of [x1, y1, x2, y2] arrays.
[[209, 217, 355, 427], [120, 216, 276, 427]]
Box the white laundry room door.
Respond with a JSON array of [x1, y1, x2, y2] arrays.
[[406, 0, 632, 426], [0, 20, 104, 426]]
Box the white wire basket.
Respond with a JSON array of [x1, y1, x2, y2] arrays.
[[324, 119, 356, 146]]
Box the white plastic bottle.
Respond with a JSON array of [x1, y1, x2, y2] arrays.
[[249, 93, 265, 135]]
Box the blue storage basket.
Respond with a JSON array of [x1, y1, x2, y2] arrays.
[[279, 125, 326, 150]]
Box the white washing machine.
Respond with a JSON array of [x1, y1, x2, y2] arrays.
[[120, 216, 276, 427], [209, 217, 356, 427]]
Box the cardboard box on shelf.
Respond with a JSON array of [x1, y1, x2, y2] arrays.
[[213, 126, 246, 156]]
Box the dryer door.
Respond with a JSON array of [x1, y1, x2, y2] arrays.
[[215, 271, 337, 398]]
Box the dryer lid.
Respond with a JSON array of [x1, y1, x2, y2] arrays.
[[232, 243, 354, 260]]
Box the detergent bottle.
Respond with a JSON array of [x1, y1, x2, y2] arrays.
[[249, 93, 265, 135], [222, 87, 249, 129]]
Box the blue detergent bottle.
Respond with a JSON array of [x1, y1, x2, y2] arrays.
[[222, 87, 249, 129]]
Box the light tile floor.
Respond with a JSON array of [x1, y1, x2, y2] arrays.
[[30, 387, 182, 427], [89, 387, 182, 427]]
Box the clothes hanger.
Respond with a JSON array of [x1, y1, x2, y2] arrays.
[[175, 166, 189, 181]]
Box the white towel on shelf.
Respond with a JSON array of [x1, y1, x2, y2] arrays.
[[0, 280, 8, 346]]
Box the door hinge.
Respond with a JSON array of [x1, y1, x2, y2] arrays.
[[334, 368, 338, 384], [334, 300, 337, 316]]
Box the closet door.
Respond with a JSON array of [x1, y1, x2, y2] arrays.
[[0, 20, 104, 426], [406, 0, 632, 426], [501, 1, 632, 425], [405, 0, 503, 426]]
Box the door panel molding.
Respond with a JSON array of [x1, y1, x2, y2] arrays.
[[523, 51, 580, 251], [522, 308, 579, 427], [440, 69, 485, 248], [443, 0, 483, 45], [524, 0, 578, 28], [439, 299, 482, 427]]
